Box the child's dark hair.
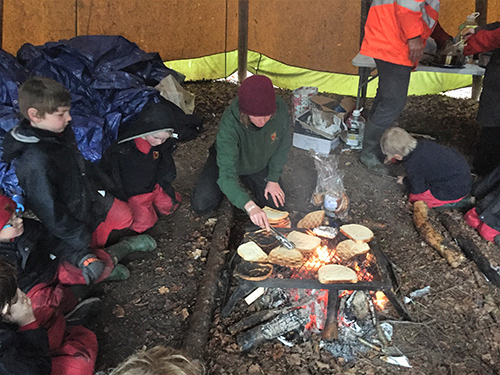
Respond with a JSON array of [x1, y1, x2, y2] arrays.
[[0, 257, 18, 312], [18, 76, 71, 120]]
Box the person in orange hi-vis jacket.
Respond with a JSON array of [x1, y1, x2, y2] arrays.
[[359, 0, 452, 176]]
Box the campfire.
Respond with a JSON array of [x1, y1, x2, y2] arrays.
[[223, 224, 410, 364]]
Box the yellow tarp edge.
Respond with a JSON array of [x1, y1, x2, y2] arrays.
[[165, 51, 472, 97]]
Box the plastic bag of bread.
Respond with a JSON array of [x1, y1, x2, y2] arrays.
[[309, 151, 349, 219]]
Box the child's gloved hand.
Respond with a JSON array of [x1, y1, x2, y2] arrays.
[[78, 254, 105, 284]]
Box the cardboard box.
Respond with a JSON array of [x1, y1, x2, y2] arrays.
[[293, 118, 340, 155]]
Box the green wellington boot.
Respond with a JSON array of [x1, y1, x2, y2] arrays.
[[106, 234, 157, 263], [359, 120, 389, 176], [105, 264, 130, 281]]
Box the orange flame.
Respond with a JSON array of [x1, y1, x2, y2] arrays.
[[302, 245, 332, 272], [373, 291, 389, 310]]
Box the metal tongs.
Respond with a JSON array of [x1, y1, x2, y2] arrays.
[[268, 227, 296, 250]]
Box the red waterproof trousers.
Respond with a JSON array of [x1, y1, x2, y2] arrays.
[[91, 198, 133, 248], [408, 190, 465, 208], [128, 184, 181, 233], [21, 307, 97, 375], [464, 208, 500, 243]]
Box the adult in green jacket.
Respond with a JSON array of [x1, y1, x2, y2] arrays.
[[192, 75, 292, 230]]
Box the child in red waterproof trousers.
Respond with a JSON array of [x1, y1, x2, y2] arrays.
[[0, 259, 97, 375], [101, 102, 183, 233], [380, 127, 472, 209], [2, 77, 135, 284], [0, 194, 156, 312]]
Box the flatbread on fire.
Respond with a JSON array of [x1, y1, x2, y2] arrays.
[[335, 239, 370, 261], [237, 241, 269, 263], [318, 264, 358, 284], [297, 210, 325, 229], [286, 231, 321, 253], [340, 224, 374, 243]]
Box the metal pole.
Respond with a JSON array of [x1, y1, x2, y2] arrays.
[[357, 0, 372, 109], [238, 0, 249, 83]]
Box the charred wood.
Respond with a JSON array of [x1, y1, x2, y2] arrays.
[[438, 211, 500, 288]]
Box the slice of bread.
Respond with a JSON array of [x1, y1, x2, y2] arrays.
[[335, 239, 370, 261], [286, 231, 321, 253], [317, 264, 358, 284], [297, 210, 325, 229], [237, 241, 269, 263], [268, 246, 303, 268], [271, 217, 291, 228], [262, 206, 289, 223], [340, 224, 374, 244]]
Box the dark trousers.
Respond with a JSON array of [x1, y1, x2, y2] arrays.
[[473, 126, 500, 176], [191, 144, 283, 215], [370, 59, 413, 129]]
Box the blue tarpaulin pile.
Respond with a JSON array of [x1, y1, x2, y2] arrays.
[[0, 35, 184, 197]]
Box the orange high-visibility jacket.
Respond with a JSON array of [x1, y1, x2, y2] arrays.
[[360, 0, 440, 67]]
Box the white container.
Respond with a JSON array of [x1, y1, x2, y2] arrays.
[[345, 108, 366, 150]]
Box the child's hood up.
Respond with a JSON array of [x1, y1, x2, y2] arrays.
[[117, 102, 177, 144]]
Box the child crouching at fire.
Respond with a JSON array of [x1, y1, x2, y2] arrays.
[[0, 257, 98, 375], [464, 164, 500, 245], [101, 346, 204, 375], [380, 127, 472, 209], [0, 193, 156, 313], [100, 102, 182, 233]]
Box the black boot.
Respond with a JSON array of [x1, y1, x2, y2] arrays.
[[360, 120, 389, 176]]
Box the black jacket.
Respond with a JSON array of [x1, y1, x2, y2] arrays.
[[2, 120, 114, 265], [0, 321, 51, 375], [0, 218, 61, 293], [100, 101, 181, 201], [467, 22, 500, 128], [402, 140, 472, 200], [472, 164, 500, 231]]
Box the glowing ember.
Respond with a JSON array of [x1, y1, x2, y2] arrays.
[[373, 291, 389, 310]]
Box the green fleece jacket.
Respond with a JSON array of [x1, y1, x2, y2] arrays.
[[216, 96, 292, 210]]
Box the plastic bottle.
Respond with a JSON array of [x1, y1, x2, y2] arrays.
[[457, 12, 479, 40], [345, 108, 366, 150]]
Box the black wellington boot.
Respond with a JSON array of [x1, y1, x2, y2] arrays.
[[359, 120, 389, 176]]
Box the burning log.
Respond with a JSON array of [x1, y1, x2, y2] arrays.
[[438, 211, 500, 288], [322, 290, 340, 341], [236, 309, 309, 351], [413, 201, 465, 268]]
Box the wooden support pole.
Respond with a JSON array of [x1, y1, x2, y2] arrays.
[[238, 0, 249, 83], [0, 0, 3, 49], [322, 290, 340, 341]]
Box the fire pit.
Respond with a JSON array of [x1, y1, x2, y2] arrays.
[[222, 226, 410, 344]]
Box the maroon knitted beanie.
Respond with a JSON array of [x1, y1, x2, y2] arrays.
[[238, 75, 277, 116]]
